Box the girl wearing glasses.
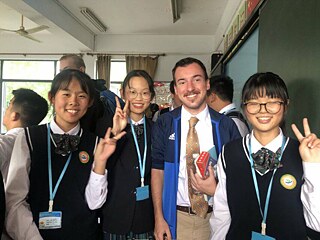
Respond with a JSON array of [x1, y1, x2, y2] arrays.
[[210, 72, 320, 240], [86, 70, 156, 240]]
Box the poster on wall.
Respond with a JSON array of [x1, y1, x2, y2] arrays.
[[247, 0, 260, 17], [239, 0, 247, 29]]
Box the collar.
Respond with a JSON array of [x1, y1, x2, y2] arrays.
[[220, 103, 237, 114], [181, 104, 210, 124], [130, 117, 145, 125], [5, 127, 23, 135], [50, 119, 80, 135], [250, 128, 284, 154]]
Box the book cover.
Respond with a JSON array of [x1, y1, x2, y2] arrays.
[[194, 149, 217, 179]]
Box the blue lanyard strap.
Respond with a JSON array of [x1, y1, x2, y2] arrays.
[[47, 123, 72, 212], [248, 135, 286, 235], [130, 116, 147, 187]]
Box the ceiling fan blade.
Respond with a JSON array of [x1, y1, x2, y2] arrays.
[[26, 25, 49, 34], [0, 28, 16, 33], [21, 34, 42, 43]]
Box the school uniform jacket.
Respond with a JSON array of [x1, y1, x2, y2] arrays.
[[102, 119, 154, 234], [26, 124, 101, 240], [151, 106, 241, 239]]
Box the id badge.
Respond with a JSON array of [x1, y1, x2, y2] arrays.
[[136, 185, 149, 201], [252, 231, 275, 240], [39, 211, 62, 229]]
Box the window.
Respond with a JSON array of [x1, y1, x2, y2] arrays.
[[109, 60, 126, 97], [0, 60, 57, 133]]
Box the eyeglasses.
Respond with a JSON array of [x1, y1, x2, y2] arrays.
[[127, 89, 151, 100], [244, 101, 284, 114]]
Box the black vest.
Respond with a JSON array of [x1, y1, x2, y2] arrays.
[[102, 120, 154, 234], [222, 137, 307, 240], [25, 124, 101, 240]]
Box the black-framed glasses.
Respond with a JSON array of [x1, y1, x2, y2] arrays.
[[127, 89, 151, 100], [244, 101, 284, 114]]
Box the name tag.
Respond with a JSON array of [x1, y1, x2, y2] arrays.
[[136, 185, 149, 201], [39, 211, 62, 229], [252, 231, 275, 240]]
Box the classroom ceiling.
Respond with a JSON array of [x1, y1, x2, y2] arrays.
[[0, 0, 240, 53]]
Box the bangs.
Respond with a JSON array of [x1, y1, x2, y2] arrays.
[[242, 72, 289, 104]]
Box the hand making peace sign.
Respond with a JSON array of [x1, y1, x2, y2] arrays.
[[112, 97, 130, 136], [291, 118, 320, 163]]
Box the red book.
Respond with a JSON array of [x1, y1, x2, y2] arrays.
[[194, 151, 216, 178]]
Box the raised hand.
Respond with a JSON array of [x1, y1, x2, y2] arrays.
[[112, 97, 129, 135], [291, 118, 320, 163], [93, 127, 126, 175]]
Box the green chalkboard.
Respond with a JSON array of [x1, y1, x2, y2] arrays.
[[258, 0, 320, 137]]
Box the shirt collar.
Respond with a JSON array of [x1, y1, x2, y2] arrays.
[[5, 127, 23, 135], [220, 103, 237, 114], [181, 104, 210, 124], [130, 116, 145, 125], [50, 119, 80, 135], [250, 128, 284, 154]]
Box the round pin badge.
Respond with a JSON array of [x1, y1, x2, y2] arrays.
[[79, 151, 90, 164], [280, 174, 297, 190]]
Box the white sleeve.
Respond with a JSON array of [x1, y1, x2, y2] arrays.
[[301, 162, 320, 232], [5, 131, 43, 240], [85, 169, 108, 210], [210, 147, 231, 240]]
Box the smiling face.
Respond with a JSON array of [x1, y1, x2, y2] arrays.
[[50, 78, 90, 132], [124, 76, 152, 122], [174, 63, 210, 115]]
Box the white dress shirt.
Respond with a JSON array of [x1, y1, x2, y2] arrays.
[[210, 129, 320, 239], [177, 105, 214, 206], [5, 120, 81, 240], [0, 127, 23, 184], [220, 103, 249, 137]]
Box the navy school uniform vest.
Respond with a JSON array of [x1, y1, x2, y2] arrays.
[[222, 137, 307, 240], [102, 120, 154, 234], [25, 124, 101, 240]]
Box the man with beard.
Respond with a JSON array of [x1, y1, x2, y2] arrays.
[[151, 57, 241, 240]]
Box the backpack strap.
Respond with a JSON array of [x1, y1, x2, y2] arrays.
[[226, 110, 250, 131]]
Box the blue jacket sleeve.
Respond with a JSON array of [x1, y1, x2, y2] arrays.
[[151, 115, 167, 170]]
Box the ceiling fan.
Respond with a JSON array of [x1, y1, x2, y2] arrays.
[[0, 15, 49, 42]]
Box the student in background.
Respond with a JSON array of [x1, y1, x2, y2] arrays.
[[151, 58, 241, 240], [211, 72, 320, 240], [86, 70, 156, 240], [5, 69, 123, 240], [152, 80, 182, 122], [206, 75, 250, 137], [0, 88, 48, 183]]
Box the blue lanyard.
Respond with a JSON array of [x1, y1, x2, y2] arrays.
[[47, 123, 72, 212], [130, 116, 147, 187], [248, 135, 286, 235]]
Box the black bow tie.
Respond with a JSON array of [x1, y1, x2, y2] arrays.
[[52, 133, 80, 155], [132, 124, 144, 144], [251, 147, 282, 175]]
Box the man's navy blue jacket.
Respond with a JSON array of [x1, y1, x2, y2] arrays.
[[151, 106, 241, 239]]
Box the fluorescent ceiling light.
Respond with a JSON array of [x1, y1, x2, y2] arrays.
[[171, 0, 181, 23], [80, 7, 107, 32]]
